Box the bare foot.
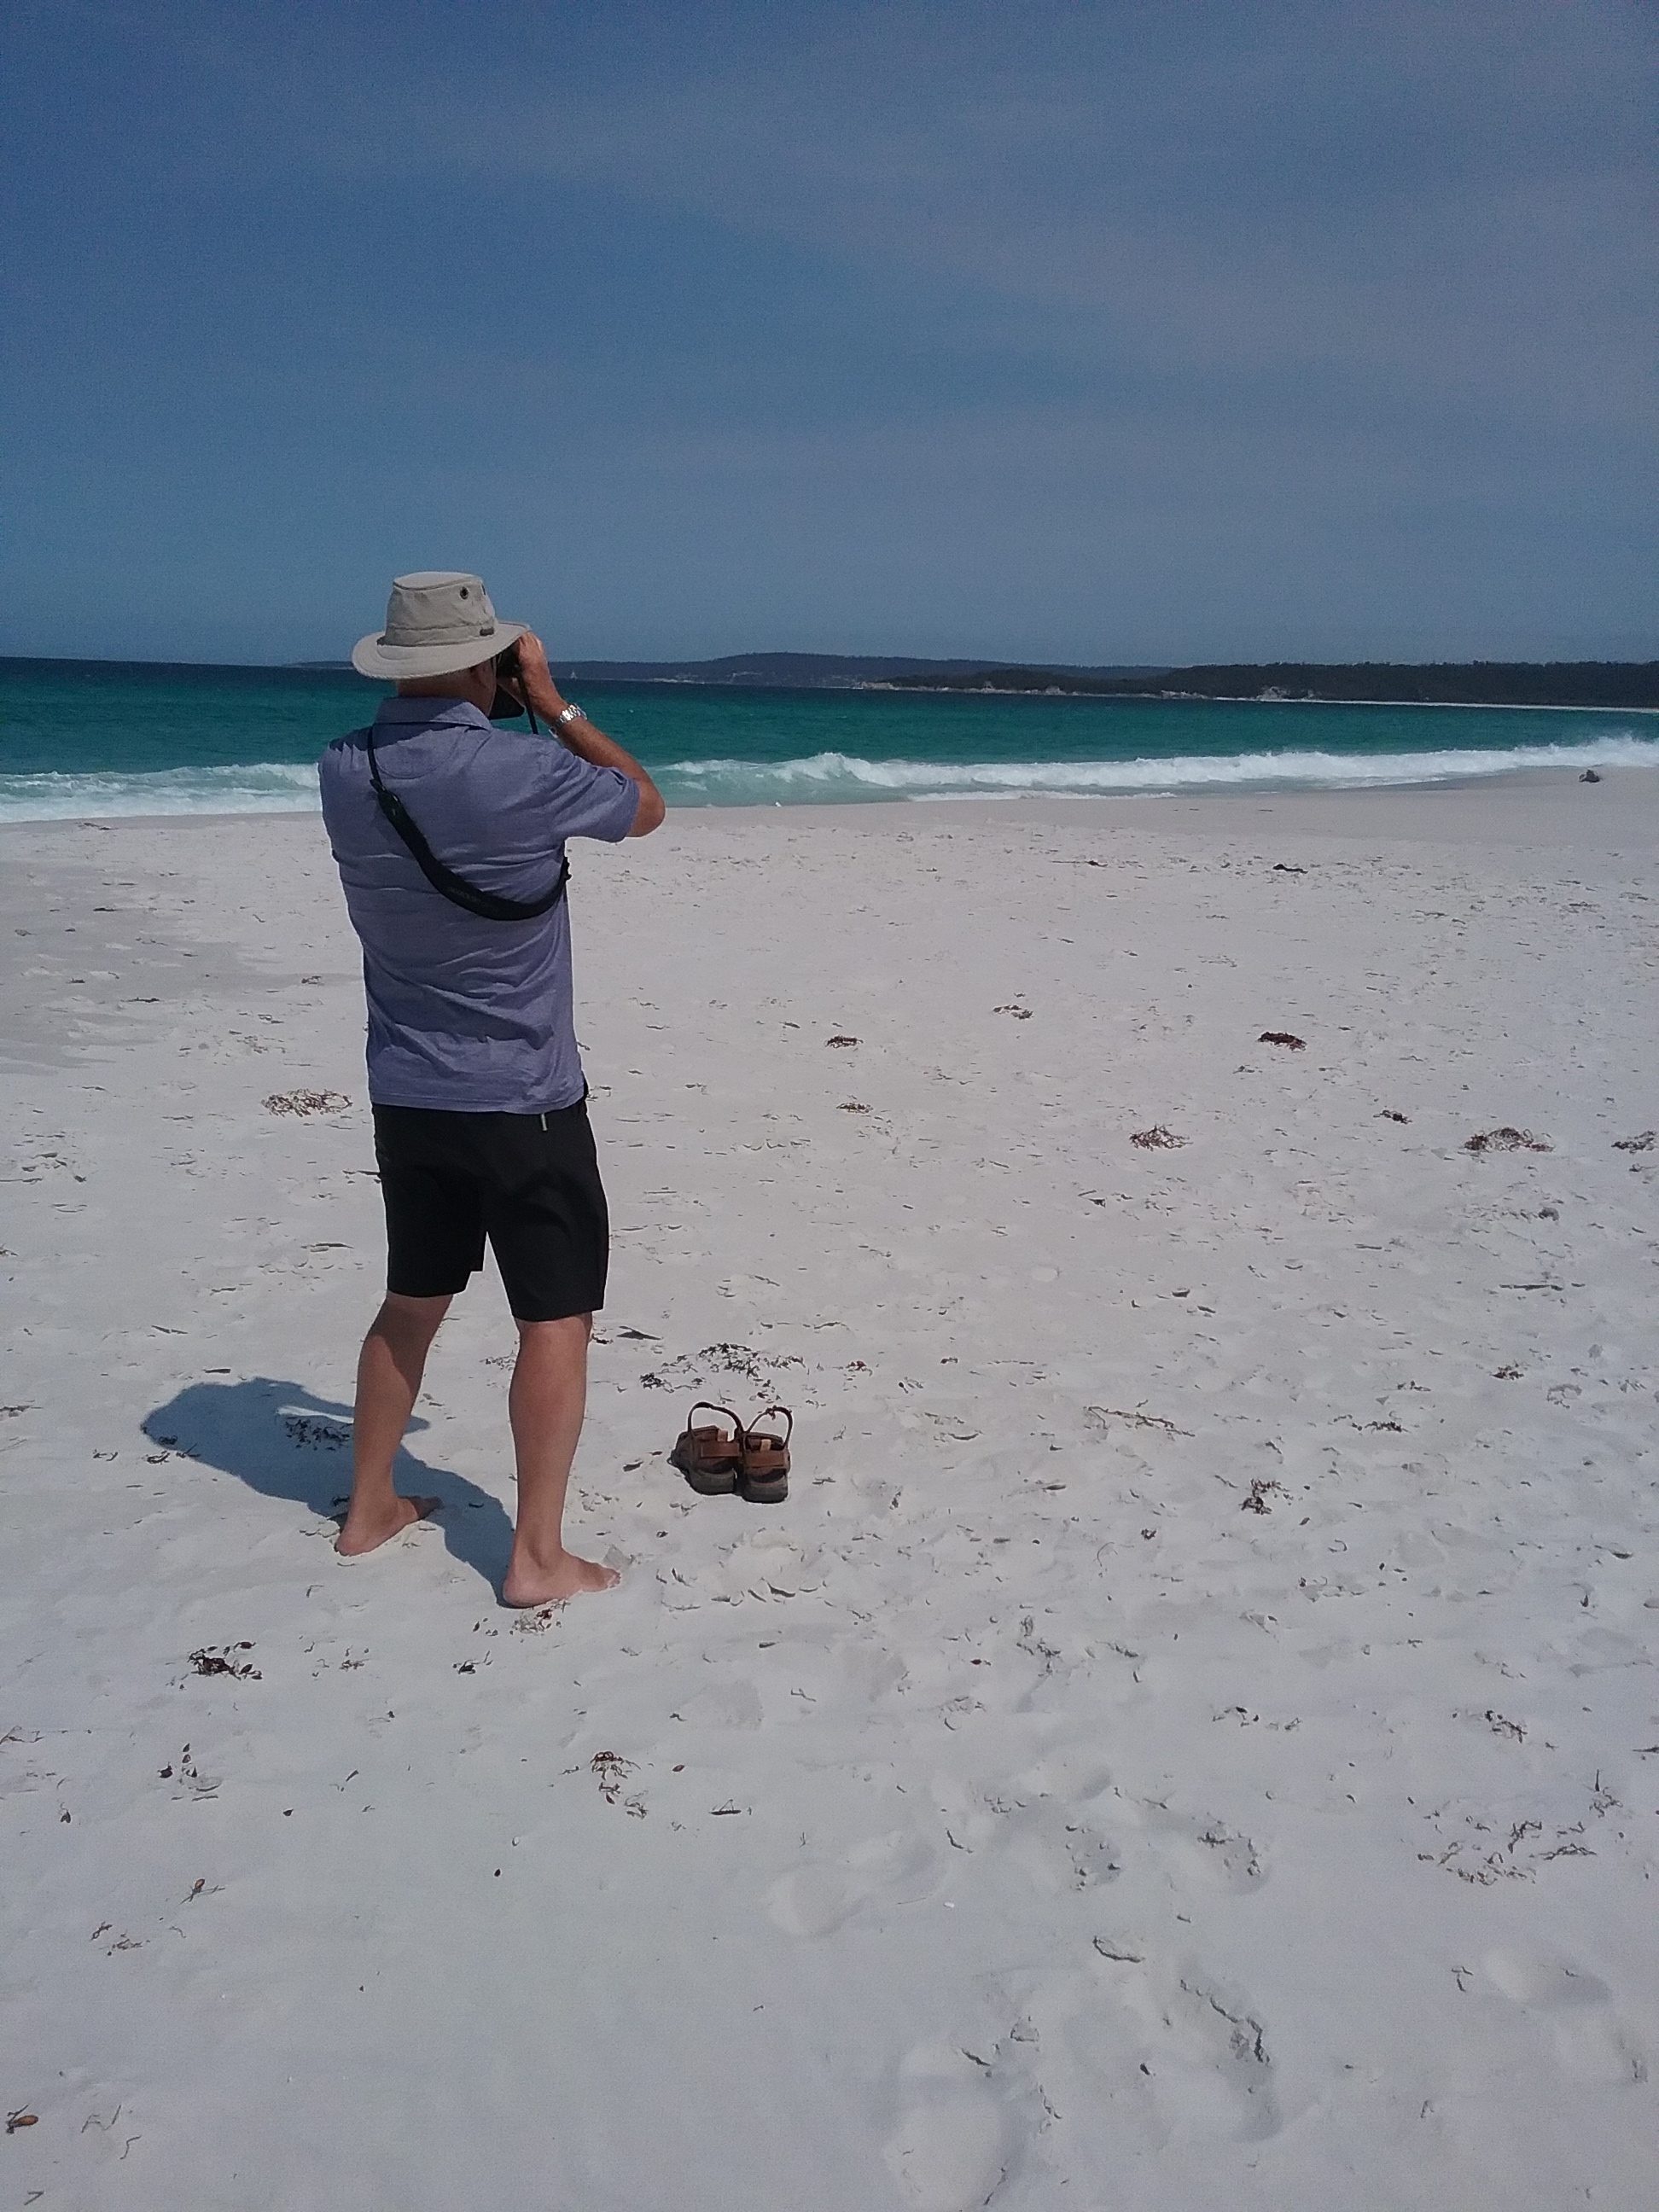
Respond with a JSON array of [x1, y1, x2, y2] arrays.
[[335, 1494, 442, 1557], [501, 1551, 621, 1607]]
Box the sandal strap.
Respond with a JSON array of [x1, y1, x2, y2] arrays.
[[746, 1405, 793, 1449], [684, 1402, 743, 1440], [676, 1403, 745, 1464]]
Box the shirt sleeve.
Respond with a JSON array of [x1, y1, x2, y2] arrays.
[[538, 747, 641, 843]]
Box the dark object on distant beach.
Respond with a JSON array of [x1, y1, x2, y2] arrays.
[[1613, 1130, 1656, 1152], [1580, 769, 1601, 783], [993, 1003, 1033, 1019], [1464, 1127, 1551, 1154], [826, 1034, 859, 1047], [1259, 1031, 1306, 1050], [1378, 1110, 1409, 1123], [1131, 1125, 1187, 1150], [1272, 863, 1306, 874]]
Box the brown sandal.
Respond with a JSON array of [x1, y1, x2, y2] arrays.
[[670, 1404, 745, 1495], [740, 1406, 793, 1504]]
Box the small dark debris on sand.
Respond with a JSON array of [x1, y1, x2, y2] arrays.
[[1088, 1404, 1192, 1437], [825, 1034, 859, 1047], [264, 1090, 352, 1116], [992, 1004, 1033, 1019], [838, 1101, 870, 1114], [1272, 863, 1306, 874], [1613, 1130, 1655, 1153], [1495, 1365, 1522, 1379], [284, 1414, 350, 1448], [703, 1342, 801, 1378], [1464, 1127, 1551, 1154], [1259, 1031, 1306, 1051], [1580, 769, 1601, 783], [189, 1644, 260, 1680], [1377, 1110, 1409, 1124], [1240, 1478, 1284, 1514], [1131, 1125, 1187, 1150]]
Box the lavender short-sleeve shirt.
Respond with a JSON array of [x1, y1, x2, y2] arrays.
[[318, 696, 638, 1114]]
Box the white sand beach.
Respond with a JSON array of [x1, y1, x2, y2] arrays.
[[3, 771, 1656, 2211]]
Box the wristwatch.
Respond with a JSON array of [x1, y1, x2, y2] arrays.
[[553, 702, 586, 728]]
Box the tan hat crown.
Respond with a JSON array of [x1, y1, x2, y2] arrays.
[[352, 570, 529, 680], [382, 571, 500, 646]]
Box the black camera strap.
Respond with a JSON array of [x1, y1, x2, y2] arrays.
[[364, 726, 568, 923]]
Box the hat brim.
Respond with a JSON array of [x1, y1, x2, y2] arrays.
[[351, 620, 529, 680]]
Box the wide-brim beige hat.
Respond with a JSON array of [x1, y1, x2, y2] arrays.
[[352, 570, 529, 679]]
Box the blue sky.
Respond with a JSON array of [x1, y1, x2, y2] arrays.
[[2, 0, 1654, 665]]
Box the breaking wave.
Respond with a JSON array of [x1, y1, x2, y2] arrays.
[[656, 731, 1659, 805], [0, 760, 323, 822], [2, 733, 1656, 820]]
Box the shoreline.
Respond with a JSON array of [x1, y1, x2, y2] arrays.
[[3, 757, 1657, 839]]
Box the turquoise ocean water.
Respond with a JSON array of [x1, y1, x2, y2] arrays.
[[2, 657, 1656, 820]]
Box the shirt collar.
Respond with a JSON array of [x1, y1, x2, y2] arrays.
[[373, 695, 494, 732]]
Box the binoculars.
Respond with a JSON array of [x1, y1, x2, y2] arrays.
[[489, 643, 531, 725]]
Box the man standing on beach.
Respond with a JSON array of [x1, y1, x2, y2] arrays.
[[318, 571, 664, 1604]]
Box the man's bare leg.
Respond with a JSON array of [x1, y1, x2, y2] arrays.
[[501, 1313, 619, 1605], [336, 1292, 449, 1556]]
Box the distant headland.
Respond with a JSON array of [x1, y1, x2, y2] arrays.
[[12, 650, 1653, 710], [556, 655, 1659, 708], [882, 661, 1659, 709]]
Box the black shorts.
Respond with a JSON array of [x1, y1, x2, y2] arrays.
[[372, 1099, 609, 1323]]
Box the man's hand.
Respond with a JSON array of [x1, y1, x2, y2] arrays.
[[507, 630, 665, 837], [510, 630, 568, 725]]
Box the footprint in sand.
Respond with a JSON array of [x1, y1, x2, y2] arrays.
[[1026, 1950, 1280, 2150], [668, 1676, 765, 1731], [1485, 1948, 1649, 2085], [1126, 1799, 1267, 1892], [658, 1530, 826, 1611], [958, 1755, 1122, 1895], [883, 2045, 1009, 2212], [765, 1830, 939, 1938], [998, 1804, 1122, 1897]]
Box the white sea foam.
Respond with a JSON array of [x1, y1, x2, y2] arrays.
[[2, 734, 1656, 822], [0, 761, 323, 823], [660, 731, 1659, 804]]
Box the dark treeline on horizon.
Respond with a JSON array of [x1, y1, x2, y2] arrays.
[[888, 661, 1659, 708], [3, 655, 1656, 709]]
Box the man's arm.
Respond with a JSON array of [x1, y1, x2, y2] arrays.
[[511, 632, 666, 836]]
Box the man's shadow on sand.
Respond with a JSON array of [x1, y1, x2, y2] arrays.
[[143, 1379, 513, 1586]]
